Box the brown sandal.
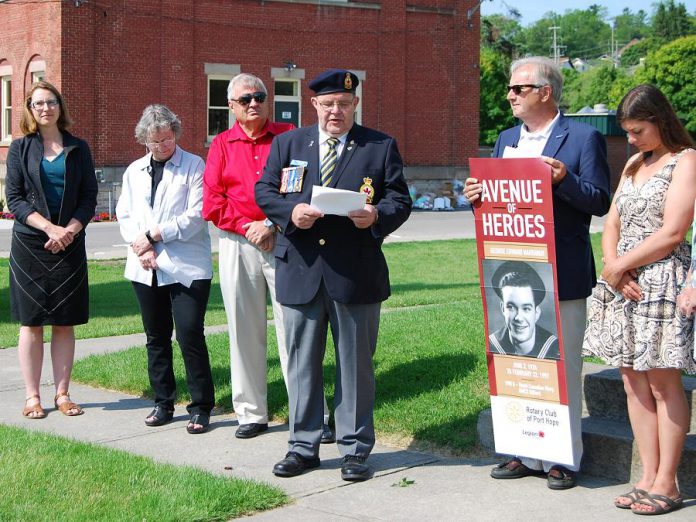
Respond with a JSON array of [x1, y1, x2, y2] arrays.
[[22, 395, 46, 419], [54, 392, 84, 416]]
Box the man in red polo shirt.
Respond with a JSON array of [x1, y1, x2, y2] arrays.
[[203, 73, 331, 441]]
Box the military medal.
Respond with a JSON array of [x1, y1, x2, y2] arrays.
[[359, 177, 374, 204]]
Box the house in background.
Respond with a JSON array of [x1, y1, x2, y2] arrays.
[[0, 0, 482, 211]]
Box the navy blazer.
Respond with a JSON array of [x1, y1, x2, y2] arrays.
[[255, 124, 412, 305], [492, 114, 611, 300]]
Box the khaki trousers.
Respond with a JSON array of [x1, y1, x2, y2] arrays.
[[219, 232, 328, 424]]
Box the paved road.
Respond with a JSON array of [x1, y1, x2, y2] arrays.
[[0, 211, 606, 259]]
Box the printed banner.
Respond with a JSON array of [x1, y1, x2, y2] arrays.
[[469, 158, 573, 465]]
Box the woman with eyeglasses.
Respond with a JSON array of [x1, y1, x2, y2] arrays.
[[6, 81, 98, 419], [116, 104, 215, 434], [583, 84, 696, 515]]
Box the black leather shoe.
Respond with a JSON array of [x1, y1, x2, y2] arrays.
[[273, 452, 321, 477], [235, 422, 268, 439], [547, 465, 577, 490], [144, 405, 174, 427], [340, 455, 371, 481], [320, 423, 335, 444], [490, 458, 543, 479]]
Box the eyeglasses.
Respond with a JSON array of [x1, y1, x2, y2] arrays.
[[30, 99, 59, 110], [317, 100, 354, 112], [230, 91, 267, 105], [507, 84, 542, 95], [145, 138, 176, 150]]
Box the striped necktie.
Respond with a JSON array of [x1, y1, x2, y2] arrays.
[[320, 137, 339, 186]]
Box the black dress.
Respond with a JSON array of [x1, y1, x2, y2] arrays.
[[5, 131, 98, 327]]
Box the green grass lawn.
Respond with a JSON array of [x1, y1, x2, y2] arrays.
[[0, 425, 288, 522], [3, 237, 607, 452], [0, 257, 228, 348], [0, 235, 610, 520]]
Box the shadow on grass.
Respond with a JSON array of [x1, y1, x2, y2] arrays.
[[389, 281, 480, 293], [375, 352, 479, 406]]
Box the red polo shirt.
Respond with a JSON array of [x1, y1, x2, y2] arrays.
[[203, 120, 294, 235]]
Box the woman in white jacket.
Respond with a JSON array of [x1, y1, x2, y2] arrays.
[[116, 104, 214, 434]]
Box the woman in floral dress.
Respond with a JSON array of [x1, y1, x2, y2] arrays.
[[582, 84, 696, 515]]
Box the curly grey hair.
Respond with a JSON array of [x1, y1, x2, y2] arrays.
[[134, 104, 182, 144], [227, 73, 267, 100], [510, 57, 563, 105]]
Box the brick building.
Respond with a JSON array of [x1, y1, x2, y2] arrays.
[[0, 0, 482, 210]]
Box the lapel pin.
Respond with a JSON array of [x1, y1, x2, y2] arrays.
[[309, 140, 314, 147]]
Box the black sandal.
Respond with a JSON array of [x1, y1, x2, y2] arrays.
[[186, 413, 210, 434], [144, 405, 174, 427]]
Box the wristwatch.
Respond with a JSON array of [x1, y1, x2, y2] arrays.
[[263, 218, 274, 229], [145, 231, 157, 245]]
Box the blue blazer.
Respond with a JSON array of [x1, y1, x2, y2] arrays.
[[255, 124, 412, 305], [492, 114, 611, 300]]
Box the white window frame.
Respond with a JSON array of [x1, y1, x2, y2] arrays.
[[273, 78, 301, 126], [205, 63, 240, 142], [29, 59, 45, 84], [350, 70, 366, 125], [1, 75, 12, 143]]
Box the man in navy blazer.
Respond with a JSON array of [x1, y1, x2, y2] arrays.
[[466, 57, 611, 489], [255, 69, 411, 481]]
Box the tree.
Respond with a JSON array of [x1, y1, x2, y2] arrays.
[[614, 8, 650, 43], [619, 38, 662, 67], [481, 14, 525, 58], [479, 47, 514, 146], [521, 8, 612, 60], [652, 1, 694, 41], [637, 35, 696, 134], [561, 65, 624, 113]]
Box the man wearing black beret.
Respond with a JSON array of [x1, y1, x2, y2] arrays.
[[256, 68, 411, 481]]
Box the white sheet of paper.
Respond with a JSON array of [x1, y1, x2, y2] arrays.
[[156, 249, 194, 288], [502, 145, 538, 158], [310, 185, 367, 216]]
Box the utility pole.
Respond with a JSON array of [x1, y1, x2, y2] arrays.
[[549, 26, 566, 64]]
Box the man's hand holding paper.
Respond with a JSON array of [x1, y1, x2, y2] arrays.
[[310, 185, 367, 216]]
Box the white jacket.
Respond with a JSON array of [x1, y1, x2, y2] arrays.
[[116, 146, 212, 286]]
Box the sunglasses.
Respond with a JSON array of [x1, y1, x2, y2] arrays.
[[507, 84, 542, 95], [230, 91, 267, 105]]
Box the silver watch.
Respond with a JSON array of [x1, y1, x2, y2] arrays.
[[263, 218, 274, 228]]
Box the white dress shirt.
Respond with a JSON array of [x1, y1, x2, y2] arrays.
[[318, 127, 349, 164], [504, 111, 560, 158], [116, 145, 212, 286]]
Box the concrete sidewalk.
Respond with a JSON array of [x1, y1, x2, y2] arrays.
[[2, 332, 694, 520]]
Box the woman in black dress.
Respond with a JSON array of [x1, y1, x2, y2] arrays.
[[6, 81, 98, 418]]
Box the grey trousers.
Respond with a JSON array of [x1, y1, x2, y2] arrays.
[[520, 298, 586, 472], [282, 284, 381, 460]]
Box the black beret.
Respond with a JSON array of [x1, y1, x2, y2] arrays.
[[492, 261, 546, 305], [309, 69, 359, 95]]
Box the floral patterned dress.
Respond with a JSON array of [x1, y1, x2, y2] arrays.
[[582, 149, 696, 373]]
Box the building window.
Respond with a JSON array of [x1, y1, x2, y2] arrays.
[[1, 76, 11, 143], [350, 70, 366, 126], [208, 76, 232, 139], [204, 63, 240, 141], [32, 71, 44, 83], [274, 79, 301, 127]]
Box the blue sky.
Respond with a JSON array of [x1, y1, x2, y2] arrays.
[[480, 0, 690, 26]]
